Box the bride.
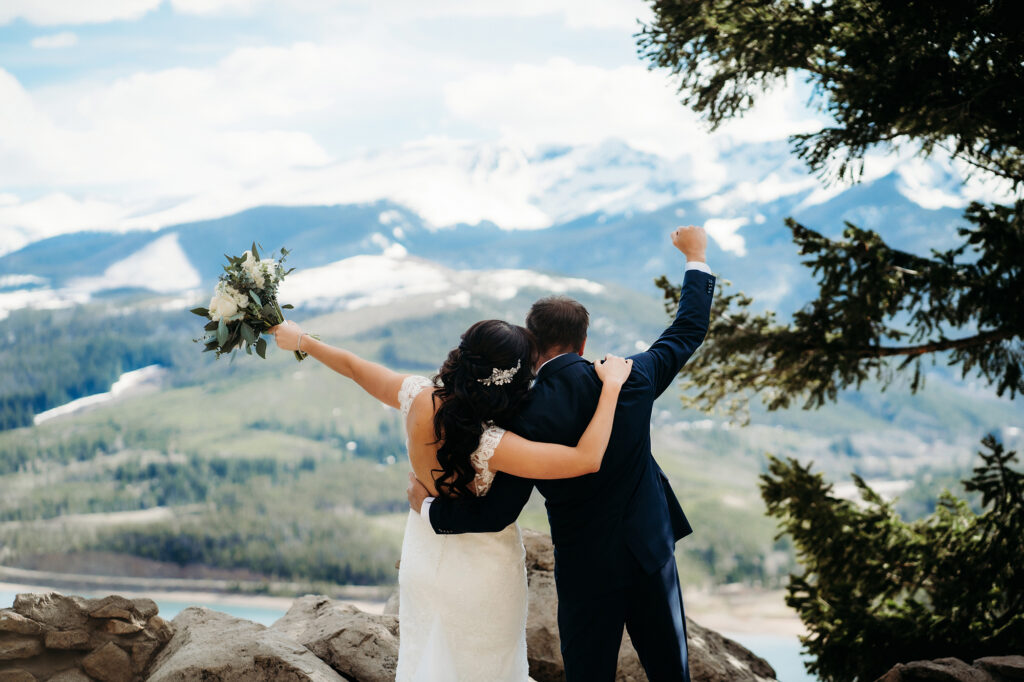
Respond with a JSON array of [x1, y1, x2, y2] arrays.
[[270, 317, 632, 681]]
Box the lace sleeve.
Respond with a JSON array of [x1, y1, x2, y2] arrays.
[[398, 375, 435, 420], [470, 424, 506, 496]]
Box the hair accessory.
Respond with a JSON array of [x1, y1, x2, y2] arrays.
[[478, 359, 522, 387]]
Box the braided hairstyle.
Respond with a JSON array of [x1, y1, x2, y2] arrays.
[[431, 319, 535, 498]]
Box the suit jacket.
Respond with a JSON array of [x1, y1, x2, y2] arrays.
[[427, 268, 716, 594]]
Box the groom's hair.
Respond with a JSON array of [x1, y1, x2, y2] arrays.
[[526, 296, 589, 354]]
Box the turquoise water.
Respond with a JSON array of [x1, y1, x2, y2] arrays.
[[726, 631, 818, 682], [3, 589, 815, 679]]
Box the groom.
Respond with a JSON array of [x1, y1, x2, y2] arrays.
[[408, 226, 714, 681]]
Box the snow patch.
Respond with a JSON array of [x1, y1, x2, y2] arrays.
[[279, 254, 604, 312], [67, 233, 201, 294], [33, 365, 166, 425]]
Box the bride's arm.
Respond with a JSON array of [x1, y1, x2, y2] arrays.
[[270, 320, 406, 409], [487, 354, 632, 479]]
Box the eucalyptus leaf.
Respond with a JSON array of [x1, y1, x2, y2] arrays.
[[240, 323, 256, 344], [256, 337, 267, 359], [190, 307, 209, 317], [216, 318, 228, 346], [249, 290, 262, 308]]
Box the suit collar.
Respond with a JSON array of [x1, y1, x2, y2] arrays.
[[535, 353, 587, 383]]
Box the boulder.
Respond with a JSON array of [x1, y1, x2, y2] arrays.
[[11, 596, 87, 632], [0, 670, 37, 682], [42, 630, 91, 651], [974, 656, 1024, 680], [876, 656, 1024, 682], [45, 670, 93, 682], [0, 611, 48, 637], [146, 606, 344, 682], [81, 641, 132, 682], [520, 529, 778, 682], [0, 592, 172, 682], [0, 635, 45, 661], [271, 596, 399, 682]]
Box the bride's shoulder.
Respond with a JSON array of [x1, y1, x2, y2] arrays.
[[399, 375, 435, 419]]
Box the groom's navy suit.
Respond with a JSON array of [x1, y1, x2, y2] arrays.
[[428, 267, 715, 681]]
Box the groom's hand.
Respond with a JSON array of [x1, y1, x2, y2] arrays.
[[672, 225, 707, 262], [407, 472, 430, 514]]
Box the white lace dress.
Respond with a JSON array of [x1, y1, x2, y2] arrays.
[[395, 375, 529, 682]]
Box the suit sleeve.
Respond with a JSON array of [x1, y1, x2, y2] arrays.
[[427, 472, 534, 534], [629, 268, 715, 399]]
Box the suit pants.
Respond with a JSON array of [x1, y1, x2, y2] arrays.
[[557, 553, 690, 682]]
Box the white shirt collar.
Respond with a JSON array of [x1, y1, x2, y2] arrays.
[[535, 352, 574, 376]]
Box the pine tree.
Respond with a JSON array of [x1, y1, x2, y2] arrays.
[[639, 0, 1023, 418]]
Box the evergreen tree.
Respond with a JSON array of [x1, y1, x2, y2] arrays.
[[640, 0, 1023, 418]]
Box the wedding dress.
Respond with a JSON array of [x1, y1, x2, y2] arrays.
[[395, 375, 530, 682]]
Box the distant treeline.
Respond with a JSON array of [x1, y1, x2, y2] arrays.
[[0, 307, 182, 430]]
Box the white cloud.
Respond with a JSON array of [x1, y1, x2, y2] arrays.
[[704, 217, 749, 257], [169, 0, 261, 14], [0, 193, 135, 257], [0, 0, 160, 26], [714, 76, 824, 144], [31, 31, 78, 49], [444, 57, 718, 160]]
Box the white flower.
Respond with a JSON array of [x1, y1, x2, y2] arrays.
[[208, 282, 249, 321], [242, 251, 267, 289]]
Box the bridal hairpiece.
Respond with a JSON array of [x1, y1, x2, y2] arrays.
[[479, 359, 521, 387]]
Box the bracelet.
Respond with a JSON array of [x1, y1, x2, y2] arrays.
[[297, 333, 308, 353]]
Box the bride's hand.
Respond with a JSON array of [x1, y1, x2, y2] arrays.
[[268, 320, 304, 351], [594, 354, 633, 388]]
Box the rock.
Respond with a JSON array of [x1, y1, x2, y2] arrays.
[[101, 620, 143, 636], [271, 595, 400, 682], [43, 630, 91, 651], [0, 611, 49, 636], [520, 529, 778, 682], [87, 596, 157, 624], [382, 591, 399, 616], [0, 670, 37, 682], [0, 635, 45, 660], [12, 595, 87, 631], [876, 658, 995, 681], [45, 670, 94, 682], [147, 606, 344, 682], [974, 656, 1024, 680], [81, 641, 132, 682]]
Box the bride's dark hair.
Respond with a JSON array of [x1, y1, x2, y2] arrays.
[[431, 319, 535, 499]]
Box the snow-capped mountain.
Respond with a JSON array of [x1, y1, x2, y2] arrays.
[[0, 137, 1008, 322]]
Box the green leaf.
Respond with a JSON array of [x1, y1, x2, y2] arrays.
[[204, 320, 219, 332], [281, 303, 294, 309], [249, 290, 262, 308], [190, 307, 209, 317], [216, 318, 228, 346], [256, 337, 267, 359], [240, 323, 256, 344], [251, 241, 259, 261]]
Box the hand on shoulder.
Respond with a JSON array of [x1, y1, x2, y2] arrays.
[[594, 353, 633, 388]]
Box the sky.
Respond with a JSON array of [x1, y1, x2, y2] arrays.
[[0, 0, 1012, 254], [0, 1, 836, 243]]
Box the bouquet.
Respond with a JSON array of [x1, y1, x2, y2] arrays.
[[191, 243, 306, 361]]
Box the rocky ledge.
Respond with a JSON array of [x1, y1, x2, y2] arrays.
[[0, 530, 778, 682]]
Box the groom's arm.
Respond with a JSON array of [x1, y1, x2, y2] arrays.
[[412, 472, 534, 535], [630, 227, 715, 398], [630, 266, 715, 399]]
